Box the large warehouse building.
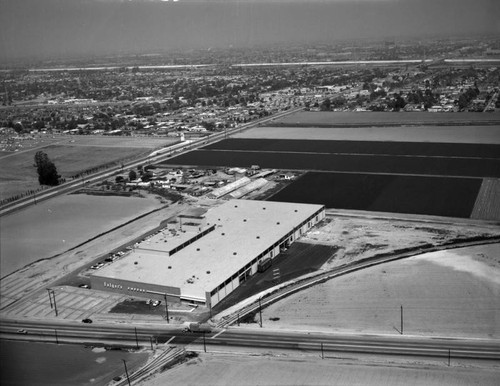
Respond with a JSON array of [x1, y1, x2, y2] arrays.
[[90, 200, 325, 308]]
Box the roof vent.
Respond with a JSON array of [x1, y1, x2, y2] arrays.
[[168, 266, 172, 269], [243, 219, 247, 222], [277, 222, 280, 225], [233, 252, 237, 255], [294, 209, 298, 212], [134, 262, 138, 265], [256, 236, 260, 239], [221, 233, 225, 236], [207, 271, 210, 274], [263, 207, 266, 210]]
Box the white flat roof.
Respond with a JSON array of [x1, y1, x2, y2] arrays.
[[135, 226, 207, 254], [93, 200, 323, 300]]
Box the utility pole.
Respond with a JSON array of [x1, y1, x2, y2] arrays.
[[321, 343, 324, 359], [54, 329, 59, 344], [203, 332, 207, 353], [122, 359, 131, 386], [448, 349, 451, 367], [164, 294, 169, 323], [400, 305, 404, 335], [258, 298, 263, 328], [134, 327, 139, 349]]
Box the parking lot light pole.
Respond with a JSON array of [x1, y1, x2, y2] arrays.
[[46, 288, 53, 309], [46, 289, 58, 316]]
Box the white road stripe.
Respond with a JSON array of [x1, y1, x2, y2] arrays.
[[166, 336, 176, 344], [211, 329, 226, 339]]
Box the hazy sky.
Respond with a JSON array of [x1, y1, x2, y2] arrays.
[[0, 0, 498, 61]]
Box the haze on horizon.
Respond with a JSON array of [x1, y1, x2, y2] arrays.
[[0, 0, 499, 62]]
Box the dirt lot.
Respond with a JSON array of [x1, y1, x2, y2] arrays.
[[144, 352, 500, 386], [0, 193, 163, 277], [258, 243, 500, 339], [234, 125, 500, 144], [301, 214, 500, 268]]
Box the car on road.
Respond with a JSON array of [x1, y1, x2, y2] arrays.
[[17, 329, 28, 334], [152, 300, 161, 307], [82, 318, 93, 324], [79, 284, 90, 289]]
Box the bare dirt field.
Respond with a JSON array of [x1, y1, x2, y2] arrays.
[[302, 214, 500, 269], [234, 125, 500, 144], [0, 193, 163, 277], [0, 135, 178, 199], [258, 243, 500, 339], [143, 352, 500, 386]]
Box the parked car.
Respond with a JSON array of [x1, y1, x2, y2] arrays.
[[82, 318, 93, 324], [79, 284, 90, 289]]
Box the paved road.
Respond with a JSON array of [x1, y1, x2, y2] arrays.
[[1, 319, 499, 360]]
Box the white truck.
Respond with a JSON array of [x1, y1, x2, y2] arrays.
[[183, 322, 212, 333]]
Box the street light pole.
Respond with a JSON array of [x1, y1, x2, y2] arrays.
[[46, 289, 53, 309], [52, 291, 58, 316]]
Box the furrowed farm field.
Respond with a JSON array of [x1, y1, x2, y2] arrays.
[[161, 149, 500, 178], [0, 135, 178, 199], [204, 138, 500, 159], [273, 111, 500, 127], [162, 136, 498, 218], [269, 172, 481, 218]]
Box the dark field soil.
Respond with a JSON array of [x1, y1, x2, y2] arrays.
[[204, 139, 500, 159], [161, 149, 500, 178], [268, 172, 481, 218]]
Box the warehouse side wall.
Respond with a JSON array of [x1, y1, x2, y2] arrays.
[[206, 206, 325, 308]]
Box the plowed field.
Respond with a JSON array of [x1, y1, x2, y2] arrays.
[[161, 149, 499, 178], [268, 172, 481, 217]]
